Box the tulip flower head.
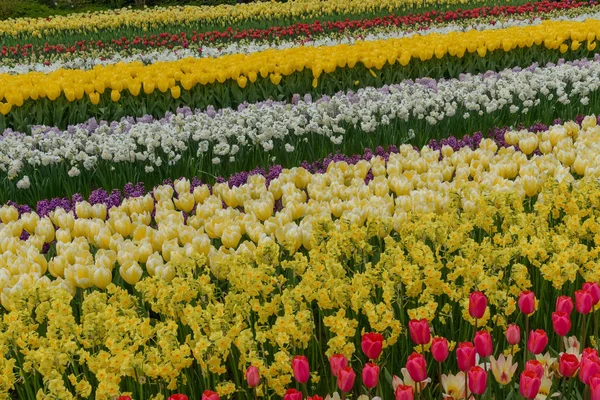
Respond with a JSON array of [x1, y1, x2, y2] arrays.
[[408, 319, 431, 345], [525, 360, 544, 379], [246, 366, 260, 388], [579, 355, 600, 385], [518, 290, 536, 315], [117, 397, 132, 400], [292, 355, 310, 384], [202, 391, 219, 400], [556, 296, 574, 315], [361, 332, 384, 360], [284, 389, 303, 400], [583, 282, 600, 305], [329, 354, 349, 378], [519, 371, 541, 399], [431, 337, 449, 362], [474, 330, 493, 358], [395, 385, 414, 400], [337, 366, 356, 393], [362, 362, 380, 389], [576, 290, 594, 314], [527, 329, 548, 354], [558, 353, 580, 378], [169, 395, 189, 400], [505, 324, 520, 345], [406, 352, 427, 382], [490, 354, 518, 385], [469, 291, 487, 319], [590, 374, 600, 400], [456, 342, 477, 372], [552, 311, 571, 337], [468, 366, 487, 395], [307, 396, 324, 400]]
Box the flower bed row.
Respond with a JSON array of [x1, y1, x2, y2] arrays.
[[1, 0, 594, 68], [1, 56, 598, 204], [1, 116, 600, 399]]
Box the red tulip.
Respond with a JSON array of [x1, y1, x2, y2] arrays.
[[201, 391, 219, 400], [456, 342, 477, 372], [292, 355, 310, 384], [469, 291, 487, 319], [525, 360, 544, 379], [307, 396, 324, 400], [519, 371, 541, 399], [337, 366, 356, 392], [556, 296, 574, 315], [406, 352, 427, 382], [474, 330, 493, 358], [361, 332, 384, 360], [168, 395, 189, 400], [468, 366, 488, 395], [246, 366, 260, 388], [577, 290, 595, 314], [408, 319, 431, 345], [283, 389, 303, 400], [431, 337, 449, 362], [583, 282, 600, 305], [329, 354, 348, 378], [117, 397, 132, 400], [580, 356, 600, 385], [362, 362, 380, 389], [527, 329, 548, 354], [584, 348, 600, 363], [518, 291, 536, 315], [552, 311, 571, 337], [505, 324, 520, 345], [559, 353, 580, 378], [395, 384, 414, 400]]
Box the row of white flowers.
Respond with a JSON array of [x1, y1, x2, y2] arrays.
[[2, 11, 599, 75], [1, 56, 598, 186]]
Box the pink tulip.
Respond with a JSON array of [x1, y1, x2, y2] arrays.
[[292, 355, 310, 384], [246, 366, 260, 388], [524, 360, 544, 379], [337, 366, 356, 393], [395, 385, 414, 400], [556, 295, 574, 315], [431, 337, 449, 362], [474, 330, 493, 358], [406, 352, 427, 382], [202, 391, 219, 400], [283, 389, 303, 400], [505, 324, 520, 345], [527, 329, 548, 354], [580, 356, 600, 385], [469, 291, 487, 319], [519, 371, 541, 399], [518, 291, 536, 315], [329, 354, 348, 378], [590, 374, 600, 400], [559, 353, 580, 378], [361, 332, 384, 360], [362, 362, 380, 389], [408, 319, 431, 345], [468, 366, 488, 395], [552, 311, 571, 337], [456, 342, 477, 372], [577, 290, 595, 314], [583, 282, 600, 306]]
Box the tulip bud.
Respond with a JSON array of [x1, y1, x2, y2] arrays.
[[576, 290, 594, 314], [406, 352, 427, 382], [283, 389, 302, 400], [556, 296, 574, 315], [395, 385, 414, 400], [552, 312, 572, 337], [474, 330, 493, 358], [361, 332, 384, 360], [519, 371, 541, 399], [246, 366, 260, 388], [168, 395, 188, 400], [362, 362, 380, 389], [408, 319, 431, 345], [431, 337, 449, 363], [329, 354, 348, 378], [518, 291, 536, 315], [558, 353, 580, 378], [201, 391, 219, 400], [469, 291, 487, 319], [524, 360, 544, 379], [527, 330, 548, 355], [583, 282, 600, 306], [456, 342, 477, 372], [291, 355, 310, 384], [468, 366, 487, 395], [337, 366, 356, 393], [117, 397, 132, 400], [505, 324, 520, 345]]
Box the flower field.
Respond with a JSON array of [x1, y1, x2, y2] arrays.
[[4, 1, 600, 400]]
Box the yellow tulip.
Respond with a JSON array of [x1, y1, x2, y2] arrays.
[[236, 75, 247, 89], [269, 73, 282, 85], [110, 90, 121, 102], [88, 92, 100, 105]]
